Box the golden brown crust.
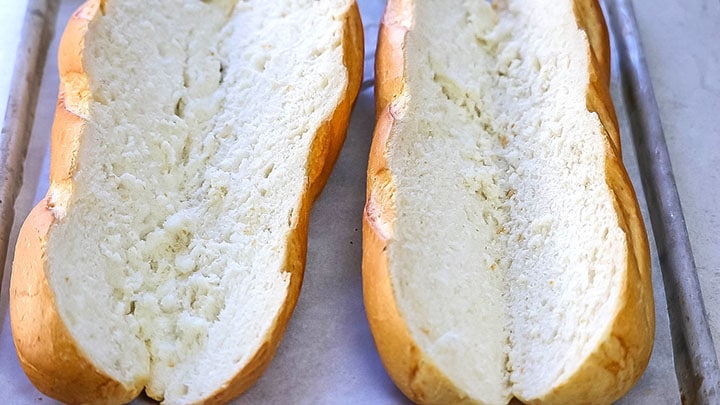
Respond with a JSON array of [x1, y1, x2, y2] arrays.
[[306, 1, 365, 202], [201, 3, 364, 403], [50, 0, 94, 187], [374, 0, 413, 118], [365, 1, 476, 402], [572, 0, 611, 86], [366, 1, 424, 401], [364, 106, 475, 404], [364, 1, 653, 404], [523, 4, 653, 404], [573, 0, 622, 154], [11, 2, 142, 404], [11, 201, 144, 405], [527, 149, 653, 404], [11, 0, 364, 403]]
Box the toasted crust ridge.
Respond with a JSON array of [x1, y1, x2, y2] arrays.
[[363, 1, 652, 403], [10, 1, 364, 403]]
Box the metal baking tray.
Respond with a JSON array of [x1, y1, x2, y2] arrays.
[[1, 0, 716, 403]]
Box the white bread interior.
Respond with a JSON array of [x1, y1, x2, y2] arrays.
[[386, 1, 626, 402], [45, 0, 351, 402]]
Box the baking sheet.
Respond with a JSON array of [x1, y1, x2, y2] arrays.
[[0, 0, 682, 403], [604, 0, 720, 402]]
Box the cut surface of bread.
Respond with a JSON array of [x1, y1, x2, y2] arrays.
[[10, 0, 362, 403], [364, 1, 653, 404]]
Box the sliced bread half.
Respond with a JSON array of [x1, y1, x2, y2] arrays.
[[363, 0, 653, 403], [10, 0, 363, 403]]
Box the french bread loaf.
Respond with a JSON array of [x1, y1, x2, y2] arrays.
[[10, 0, 362, 403], [363, 1, 653, 404]]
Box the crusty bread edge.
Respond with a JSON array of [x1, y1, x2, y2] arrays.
[[10, 1, 364, 403], [373, 0, 412, 118], [200, 2, 365, 403], [362, 1, 653, 404], [11, 203, 146, 405], [364, 1, 479, 403], [364, 105, 479, 404], [518, 3, 654, 403], [10, 2, 146, 404]]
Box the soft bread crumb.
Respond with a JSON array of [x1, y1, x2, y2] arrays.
[[386, 0, 625, 402], [45, 0, 351, 402]]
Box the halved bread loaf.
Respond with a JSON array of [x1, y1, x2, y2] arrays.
[[363, 0, 653, 404], [10, 0, 362, 403]]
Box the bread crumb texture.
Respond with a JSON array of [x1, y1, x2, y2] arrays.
[[46, 0, 350, 402], [386, 1, 625, 403]]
